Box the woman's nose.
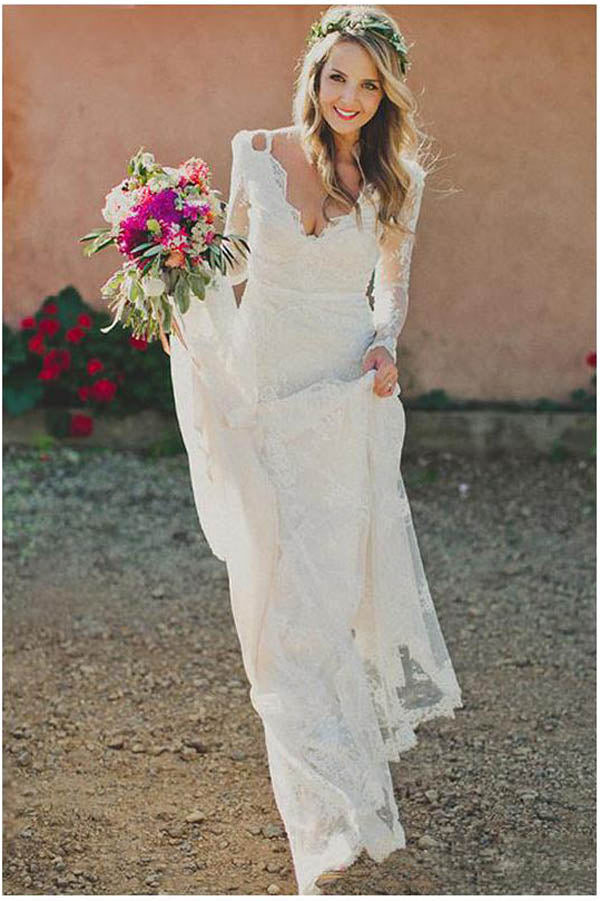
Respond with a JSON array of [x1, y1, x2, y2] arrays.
[[339, 85, 359, 107]]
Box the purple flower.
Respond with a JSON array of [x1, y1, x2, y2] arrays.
[[117, 188, 183, 259]]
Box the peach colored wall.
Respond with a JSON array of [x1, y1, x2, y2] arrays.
[[3, 5, 595, 401]]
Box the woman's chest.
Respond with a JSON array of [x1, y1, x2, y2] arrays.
[[244, 151, 381, 273]]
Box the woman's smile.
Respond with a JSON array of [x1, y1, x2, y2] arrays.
[[333, 106, 360, 120]]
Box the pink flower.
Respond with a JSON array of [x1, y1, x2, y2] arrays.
[[77, 385, 90, 402], [20, 316, 37, 331], [586, 350, 596, 369], [129, 335, 148, 351], [43, 301, 58, 315], [78, 313, 93, 329]]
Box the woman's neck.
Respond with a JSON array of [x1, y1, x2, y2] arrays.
[[332, 129, 361, 163]]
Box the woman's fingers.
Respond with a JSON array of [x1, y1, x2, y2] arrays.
[[374, 362, 397, 397], [362, 347, 398, 397]]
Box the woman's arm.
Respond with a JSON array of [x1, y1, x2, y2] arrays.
[[224, 130, 251, 290], [362, 162, 426, 364]]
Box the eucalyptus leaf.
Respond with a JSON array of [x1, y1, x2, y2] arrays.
[[140, 245, 164, 258], [175, 276, 191, 314], [131, 240, 156, 255], [79, 228, 111, 243], [188, 279, 205, 301], [83, 234, 115, 257], [161, 296, 172, 332]]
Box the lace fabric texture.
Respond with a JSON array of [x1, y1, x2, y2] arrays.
[[225, 127, 426, 364], [169, 128, 462, 895]]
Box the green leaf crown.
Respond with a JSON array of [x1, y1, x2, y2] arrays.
[[306, 11, 411, 77]]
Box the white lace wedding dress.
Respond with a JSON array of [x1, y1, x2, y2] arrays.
[[169, 128, 463, 895]]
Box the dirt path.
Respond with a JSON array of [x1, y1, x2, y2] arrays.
[[3, 445, 595, 895]]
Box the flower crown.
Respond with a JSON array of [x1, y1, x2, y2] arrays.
[[306, 11, 411, 77]]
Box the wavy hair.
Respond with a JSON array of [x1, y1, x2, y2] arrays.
[[292, 4, 434, 241]]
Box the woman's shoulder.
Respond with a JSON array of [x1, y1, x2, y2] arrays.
[[399, 154, 427, 182], [231, 125, 298, 153]]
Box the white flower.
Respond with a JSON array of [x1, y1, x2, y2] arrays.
[[101, 181, 144, 226], [141, 275, 166, 297], [138, 151, 155, 169], [147, 171, 178, 192]]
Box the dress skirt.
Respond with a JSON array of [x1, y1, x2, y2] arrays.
[[169, 272, 463, 894]]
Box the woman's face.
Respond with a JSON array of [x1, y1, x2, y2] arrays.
[[318, 40, 384, 137]]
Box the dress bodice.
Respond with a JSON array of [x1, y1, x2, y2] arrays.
[[228, 128, 381, 296], [224, 127, 427, 364]]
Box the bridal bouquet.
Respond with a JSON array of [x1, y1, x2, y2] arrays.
[[79, 147, 248, 354]]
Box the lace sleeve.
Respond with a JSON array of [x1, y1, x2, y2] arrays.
[[363, 162, 426, 364], [223, 130, 251, 286]]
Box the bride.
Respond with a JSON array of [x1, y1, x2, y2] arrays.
[[169, 4, 463, 895]]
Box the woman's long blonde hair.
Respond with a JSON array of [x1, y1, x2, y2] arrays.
[[292, 4, 433, 240]]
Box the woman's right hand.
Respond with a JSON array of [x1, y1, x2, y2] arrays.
[[361, 346, 398, 397]]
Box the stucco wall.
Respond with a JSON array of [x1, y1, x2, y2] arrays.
[[3, 4, 595, 401]]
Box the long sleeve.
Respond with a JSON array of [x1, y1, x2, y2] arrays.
[[223, 130, 251, 286], [363, 162, 426, 364]]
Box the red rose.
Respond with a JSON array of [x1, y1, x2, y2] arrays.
[[37, 362, 61, 381], [69, 413, 94, 437], [586, 350, 596, 369], [43, 301, 58, 314], [43, 348, 71, 372], [77, 385, 90, 402], [28, 333, 46, 355], [56, 349, 71, 371], [66, 326, 85, 344], [90, 377, 117, 403], [77, 313, 93, 329], [43, 349, 59, 366], [20, 316, 37, 331], [129, 335, 148, 351], [38, 318, 60, 337], [87, 358, 104, 375]]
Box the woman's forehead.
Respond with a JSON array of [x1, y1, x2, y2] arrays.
[[325, 41, 380, 80]]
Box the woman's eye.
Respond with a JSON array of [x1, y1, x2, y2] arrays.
[[329, 73, 378, 91]]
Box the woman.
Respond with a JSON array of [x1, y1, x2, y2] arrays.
[[169, 4, 463, 895]]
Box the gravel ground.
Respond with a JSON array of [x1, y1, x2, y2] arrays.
[[3, 443, 596, 896]]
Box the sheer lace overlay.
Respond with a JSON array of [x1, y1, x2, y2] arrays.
[[169, 128, 462, 895], [364, 164, 426, 363]]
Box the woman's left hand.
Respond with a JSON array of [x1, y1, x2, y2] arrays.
[[361, 346, 398, 397]]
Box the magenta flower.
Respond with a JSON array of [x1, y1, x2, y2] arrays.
[[117, 188, 182, 260]]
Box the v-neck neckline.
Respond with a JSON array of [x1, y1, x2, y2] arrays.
[[256, 131, 365, 242]]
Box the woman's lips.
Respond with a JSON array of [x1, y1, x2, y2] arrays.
[[333, 106, 359, 120]]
